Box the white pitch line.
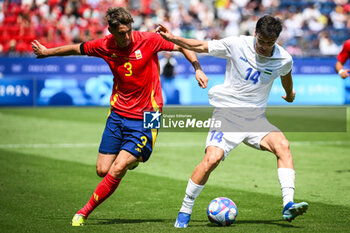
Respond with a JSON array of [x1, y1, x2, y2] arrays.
[[0, 142, 202, 149], [291, 141, 350, 146], [0, 143, 99, 149], [0, 141, 349, 149]]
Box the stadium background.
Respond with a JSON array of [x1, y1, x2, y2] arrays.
[[0, 0, 350, 106], [1, 1, 350, 232]]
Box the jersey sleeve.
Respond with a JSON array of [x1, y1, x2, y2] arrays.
[[281, 58, 293, 76], [208, 36, 236, 59], [80, 38, 105, 57], [149, 33, 175, 53], [337, 39, 350, 64]]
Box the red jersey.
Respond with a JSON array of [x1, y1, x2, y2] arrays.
[[81, 31, 174, 119], [337, 39, 350, 64]]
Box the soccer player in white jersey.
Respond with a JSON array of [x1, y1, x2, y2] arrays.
[[156, 15, 309, 228]]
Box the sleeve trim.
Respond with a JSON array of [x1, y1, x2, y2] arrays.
[[80, 42, 86, 55]]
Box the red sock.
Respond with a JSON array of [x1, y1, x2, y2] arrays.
[[77, 173, 121, 218]]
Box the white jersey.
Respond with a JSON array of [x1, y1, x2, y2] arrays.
[[208, 35, 293, 109]]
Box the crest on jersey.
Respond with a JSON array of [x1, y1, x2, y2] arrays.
[[135, 50, 142, 59], [111, 53, 118, 58], [239, 56, 248, 63], [264, 68, 272, 75]]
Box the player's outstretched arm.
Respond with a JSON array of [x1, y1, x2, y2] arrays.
[[31, 40, 82, 59], [335, 61, 350, 79], [174, 46, 209, 89], [194, 66, 209, 89], [156, 24, 208, 53], [281, 71, 295, 103]]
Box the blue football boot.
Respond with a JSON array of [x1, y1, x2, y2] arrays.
[[283, 201, 309, 222], [174, 212, 191, 228]]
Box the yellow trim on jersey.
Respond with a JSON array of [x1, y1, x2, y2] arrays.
[[107, 107, 113, 117], [157, 60, 161, 81], [151, 129, 158, 149], [151, 60, 161, 110], [151, 86, 160, 112], [110, 84, 119, 107]]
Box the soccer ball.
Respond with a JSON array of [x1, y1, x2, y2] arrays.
[[207, 197, 238, 226]]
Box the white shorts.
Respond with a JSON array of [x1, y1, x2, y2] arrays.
[[205, 108, 280, 159]]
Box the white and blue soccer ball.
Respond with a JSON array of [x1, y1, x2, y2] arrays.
[[207, 197, 238, 226]]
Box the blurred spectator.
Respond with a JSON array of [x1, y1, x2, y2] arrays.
[[335, 39, 350, 79], [160, 52, 177, 79], [0, 4, 4, 24], [319, 31, 341, 56], [159, 52, 179, 104], [5, 39, 20, 57], [216, 1, 241, 37], [330, 5, 347, 29]]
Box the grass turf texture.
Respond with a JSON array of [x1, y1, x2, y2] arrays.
[[0, 107, 349, 232]]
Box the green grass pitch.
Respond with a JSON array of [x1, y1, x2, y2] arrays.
[[0, 107, 349, 232]]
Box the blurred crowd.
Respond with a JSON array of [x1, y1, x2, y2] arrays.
[[0, 0, 349, 57]]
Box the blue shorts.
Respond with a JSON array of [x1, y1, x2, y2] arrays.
[[99, 110, 158, 162]]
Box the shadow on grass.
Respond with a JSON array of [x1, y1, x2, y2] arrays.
[[90, 218, 210, 226], [90, 218, 176, 225], [91, 218, 302, 229], [207, 219, 302, 228]]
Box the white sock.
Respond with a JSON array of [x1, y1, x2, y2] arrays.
[[179, 179, 205, 214], [278, 168, 295, 207]]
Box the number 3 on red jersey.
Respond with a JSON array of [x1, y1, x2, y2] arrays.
[[124, 62, 132, 76]]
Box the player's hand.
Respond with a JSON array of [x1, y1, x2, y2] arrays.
[[31, 40, 48, 58], [195, 69, 209, 89], [156, 24, 174, 41], [282, 90, 295, 103], [339, 69, 350, 79]]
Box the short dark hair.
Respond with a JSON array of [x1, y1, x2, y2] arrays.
[[255, 15, 283, 38], [105, 7, 134, 29]]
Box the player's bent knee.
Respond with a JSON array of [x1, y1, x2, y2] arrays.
[[96, 167, 109, 177], [203, 153, 222, 171], [96, 161, 112, 177], [274, 139, 290, 153], [109, 161, 129, 177]]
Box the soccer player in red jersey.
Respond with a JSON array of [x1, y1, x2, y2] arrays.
[[335, 39, 350, 79], [32, 7, 209, 226]]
